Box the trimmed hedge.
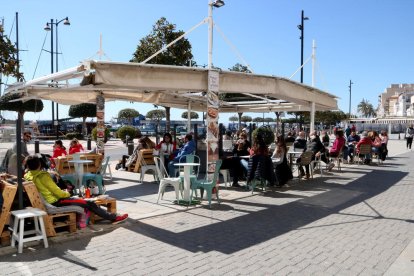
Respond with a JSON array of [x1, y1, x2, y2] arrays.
[[252, 126, 275, 146], [117, 126, 138, 143], [91, 127, 111, 143]]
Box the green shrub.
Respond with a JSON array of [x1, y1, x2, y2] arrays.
[[65, 132, 83, 140], [117, 126, 137, 143], [91, 127, 111, 143], [252, 126, 275, 146]]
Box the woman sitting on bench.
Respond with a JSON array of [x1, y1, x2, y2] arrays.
[[24, 155, 128, 225]]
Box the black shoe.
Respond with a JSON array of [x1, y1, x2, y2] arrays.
[[232, 183, 241, 187]]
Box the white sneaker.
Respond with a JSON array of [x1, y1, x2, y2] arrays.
[[328, 163, 335, 171]]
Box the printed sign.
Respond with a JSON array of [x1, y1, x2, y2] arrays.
[[96, 94, 105, 154], [207, 70, 219, 172]]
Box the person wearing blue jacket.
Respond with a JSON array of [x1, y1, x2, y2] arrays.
[[168, 134, 195, 177]]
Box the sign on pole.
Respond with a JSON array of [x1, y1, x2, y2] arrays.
[[206, 70, 219, 172], [96, 94, 105, 154]]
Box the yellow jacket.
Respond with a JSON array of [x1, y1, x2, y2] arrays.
[[24, 170, 70, 204]]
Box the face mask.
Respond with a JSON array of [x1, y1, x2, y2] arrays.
[[310, 135, 316, 140]]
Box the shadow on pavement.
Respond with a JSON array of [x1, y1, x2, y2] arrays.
[[123, 168, 407, 254]]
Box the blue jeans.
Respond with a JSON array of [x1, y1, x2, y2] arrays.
[[168, 160, 177, 177]]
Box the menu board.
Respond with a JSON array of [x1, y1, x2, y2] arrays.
[[96, 94, 105, 154], [207, 70, 219, 172]]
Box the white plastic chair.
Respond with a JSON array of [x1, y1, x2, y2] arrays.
[[138, 150, 157, 183], [154, 157, 181, 203]]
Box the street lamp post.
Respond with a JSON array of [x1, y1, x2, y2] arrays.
[[297, 10, 309, 83], [44, 17, 70, 139], [208, 0, 225, 69], [349, 80, 353, 119]]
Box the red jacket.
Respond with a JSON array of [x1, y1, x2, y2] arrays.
[[356, 137, 372, 152], [330, 136, 346, 154], [52, 146, 67, 158], [69, 143, 84, 154]]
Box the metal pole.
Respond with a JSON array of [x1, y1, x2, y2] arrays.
[[208, 0, 213, 69], [55, 20, 59, 139], [300, 10, 304, 83], [50, 19, 55, 131], [15, 13, 19, 78], [349, 80, 353, 119]]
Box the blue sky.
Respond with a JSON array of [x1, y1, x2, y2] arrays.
[[2, 0, 414, 124]]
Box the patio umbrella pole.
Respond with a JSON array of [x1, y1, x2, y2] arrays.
[[16, 113, 23, 209]]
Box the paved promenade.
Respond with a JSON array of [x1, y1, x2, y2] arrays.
[[0, 139, 414, 275]]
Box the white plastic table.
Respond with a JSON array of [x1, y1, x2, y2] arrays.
[[174, 162, 200, 201], [68, 159, 93, 190]]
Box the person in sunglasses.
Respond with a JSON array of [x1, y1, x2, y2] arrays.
[[13, 131, 32, 158]]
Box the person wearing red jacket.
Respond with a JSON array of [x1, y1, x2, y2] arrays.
[[68, 138, 84, 154], [52, 140, 67, 158], [356, 131, 373, 164], [155, 133, 177, 168]]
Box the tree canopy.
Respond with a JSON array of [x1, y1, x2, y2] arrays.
[[229, 115, 238, 122], [146, 109, 166, 122], [241, 115, 252, 123], [69, 103, 97, 135], [0, 93, 43, 131], [0, 93, 43, 114], [118, 108, 139, 125], [357, 99, 376, 118], [228, 63, 252, 73], [181, 111, 199, 119], [130, 17, 194, 66], [130, 17, 195, 132], [0, 25, 23, 80]]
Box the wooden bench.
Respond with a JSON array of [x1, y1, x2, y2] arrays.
[[55, 153, 103, 175], [89, 197, 117, 223], [23, 182, 83, 237], [128, 149, 155, 173], [0, 177, 17, 246]]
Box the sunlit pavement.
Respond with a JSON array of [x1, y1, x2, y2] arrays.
[[0, 138, 413, 275]]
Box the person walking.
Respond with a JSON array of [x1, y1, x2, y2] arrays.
[[405, 124, 414, 149]]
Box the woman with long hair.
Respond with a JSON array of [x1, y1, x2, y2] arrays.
[[156, 133, 177, 168], [271, 135, 293, 186]]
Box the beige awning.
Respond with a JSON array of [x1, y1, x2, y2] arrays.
[[5, 60, 338, 112]]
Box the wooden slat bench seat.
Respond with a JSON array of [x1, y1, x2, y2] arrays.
[[23, 182, 84, 237]]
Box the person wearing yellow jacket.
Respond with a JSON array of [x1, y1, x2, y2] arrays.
[[24, 154, 128, 224]]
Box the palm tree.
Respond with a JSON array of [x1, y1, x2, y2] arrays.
[[357, 99, 376, 118]]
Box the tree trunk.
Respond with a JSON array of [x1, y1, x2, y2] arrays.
[[82, 117, 87, 136], [164, 106, 171, 132], [238, 112, 243, 131], [275, 112, 280, 135]]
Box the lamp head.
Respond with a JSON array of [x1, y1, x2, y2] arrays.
[[212, 0, 225, 8], [44, 22, 51, 31], [63, 17, 70, 25], [297, 25, 302, 30], [304, 17, 309, 20]]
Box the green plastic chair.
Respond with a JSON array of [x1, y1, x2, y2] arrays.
[[190, 159, 222, 208]]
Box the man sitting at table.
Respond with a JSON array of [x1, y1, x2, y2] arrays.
[[168, 134, 196, 177], [296, 131, 327, 179], [24, 154, 128, 225], [293, 131, 307, 150]]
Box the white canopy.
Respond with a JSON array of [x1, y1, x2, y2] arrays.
[[5, 60, 337, 113]]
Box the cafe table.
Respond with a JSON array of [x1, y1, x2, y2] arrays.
[[287, 150, 304, 169], [68, 159, 93, 193], [174, 162, 200, 205]]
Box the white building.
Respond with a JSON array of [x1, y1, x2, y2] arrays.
[[378, 84, 414, 117]]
